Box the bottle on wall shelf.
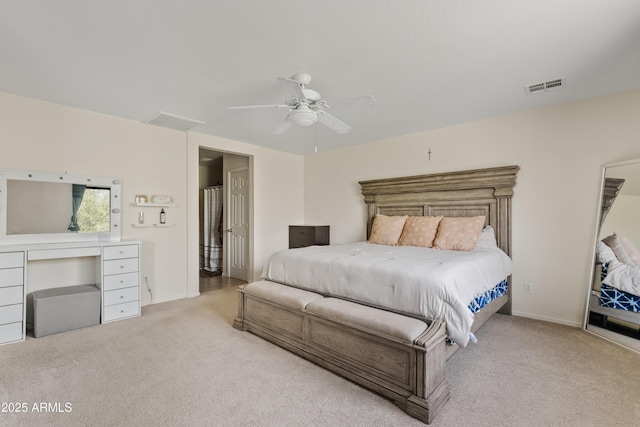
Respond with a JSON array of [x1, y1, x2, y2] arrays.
[[160, 209, 166, 225]]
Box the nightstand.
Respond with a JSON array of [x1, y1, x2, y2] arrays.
[[289, 225, 330, 249]]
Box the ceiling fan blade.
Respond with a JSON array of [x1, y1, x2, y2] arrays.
[[277, 77, 306, 99], [273, 118, 293, 135], [323, 95, 376, 108], [229, 104, 290, 110], [317, 111, 351, 134]]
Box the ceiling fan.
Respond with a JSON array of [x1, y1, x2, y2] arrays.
[[229, 73, 375, 135]]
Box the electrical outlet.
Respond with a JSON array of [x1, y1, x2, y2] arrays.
[[524, 282, 533, 294]]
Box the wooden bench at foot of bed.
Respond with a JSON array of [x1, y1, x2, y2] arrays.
[[233, 280, 450, 424]]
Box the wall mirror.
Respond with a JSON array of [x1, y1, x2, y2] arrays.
[[0, 168, 122, 245], [585, 158, 640, 353]]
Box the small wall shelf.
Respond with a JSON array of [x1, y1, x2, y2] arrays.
[[132, 196, 174, 228], [132, 203, 175, 208], [131, 223, 153, 228]]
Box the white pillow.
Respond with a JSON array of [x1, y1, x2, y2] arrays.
[[474, 225, 498, 249], [602, 233, 640, 267], [596, 240, 617, 264]]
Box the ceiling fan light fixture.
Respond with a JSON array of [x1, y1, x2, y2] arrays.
[[229, 72, 374, 135], [288, 107, 318, 127]]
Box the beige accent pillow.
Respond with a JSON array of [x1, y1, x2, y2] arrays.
[[602, 233, 640, 267], [433, 216, 486, 251], [398, 215, 444, 247], [368, 214, 408, 245]]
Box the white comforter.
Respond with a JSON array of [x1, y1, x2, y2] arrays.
[[602, 259, 640, 297], [261, 242, 513, 347]]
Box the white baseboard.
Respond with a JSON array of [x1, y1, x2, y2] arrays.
[[511, 310, 582, 328], [142, 293, 193, 306]]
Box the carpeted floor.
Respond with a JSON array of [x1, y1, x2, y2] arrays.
[[1, 286, 638, 427]]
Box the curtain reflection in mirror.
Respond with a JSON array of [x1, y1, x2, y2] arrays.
[[68, 184, 86, 232]]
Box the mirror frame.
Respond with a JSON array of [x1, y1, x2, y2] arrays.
[[583, 157, 640, 354], [0, 168, 122, 245]]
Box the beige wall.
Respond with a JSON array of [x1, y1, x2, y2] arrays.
[[601, 195, 640, 247], [0, 92, 304, 305], [303, 89, 640, 327]]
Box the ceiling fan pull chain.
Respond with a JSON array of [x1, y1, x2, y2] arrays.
[[314, 123, 318, 153]]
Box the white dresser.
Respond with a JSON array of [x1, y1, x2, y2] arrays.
[[0, 251, 25, 345], [102, 244, 141, 322], [0, 241, 141, 345]]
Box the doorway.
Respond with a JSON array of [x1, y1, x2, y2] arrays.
[[198, 148, 250, 292]]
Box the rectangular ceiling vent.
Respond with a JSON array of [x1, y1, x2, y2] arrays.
[[143, 111, 205, 131], [524, 77, 566, 95]]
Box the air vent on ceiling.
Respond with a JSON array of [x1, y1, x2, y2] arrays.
[[143, 111, 205, 131], [524, 77, 566, 95]]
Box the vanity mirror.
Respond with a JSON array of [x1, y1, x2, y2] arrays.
[[0, 168, 122, 245], [585, 158, 640, 353]]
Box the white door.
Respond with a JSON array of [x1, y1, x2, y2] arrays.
[[227, 167, 248, 281]]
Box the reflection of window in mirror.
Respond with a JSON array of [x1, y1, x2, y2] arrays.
[[75, 187, 111, 233]]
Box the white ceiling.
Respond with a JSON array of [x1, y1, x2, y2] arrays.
[[1, 1, 639, 154]]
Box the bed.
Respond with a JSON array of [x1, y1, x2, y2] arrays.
[[590, 236, 640, 326], [261, 235, 512, 348], [234, 165, 520, 424]]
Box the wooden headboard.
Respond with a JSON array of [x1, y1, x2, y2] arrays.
[[359, 165, 520, 257]]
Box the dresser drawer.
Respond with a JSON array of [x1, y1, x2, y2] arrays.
[[0, 268, 23, 288], [103, 272, 139, 291], [103, 300, 139, 322], [0, 252, 24, 269], [103, 258, 139, 276], [104, 245, 139, 260], [0, 322, 23, 344], [104, 286, 139, 307], [0, 286, 23, 306], [0, 303, 22, 325]]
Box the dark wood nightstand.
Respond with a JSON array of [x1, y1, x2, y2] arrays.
[[289, 225, 330, 249]]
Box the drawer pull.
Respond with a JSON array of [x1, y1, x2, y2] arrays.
[[120, 265, 125, 269], [120, 295, 124, 299], [120, 309, 125, 313], [119, 280, 124, 284]]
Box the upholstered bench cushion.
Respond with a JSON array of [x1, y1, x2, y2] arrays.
[[31, 284, 101, 338], [306, 298, 428, 343], [243, 281, 323, 310]]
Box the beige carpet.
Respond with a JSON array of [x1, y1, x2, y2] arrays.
[[1, 286, 639, 427]]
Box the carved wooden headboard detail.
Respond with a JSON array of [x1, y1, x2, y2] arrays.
[[600, 177, 625, 228], [359, 165, 520, 257]]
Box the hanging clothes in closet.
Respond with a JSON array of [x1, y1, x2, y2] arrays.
[[202, 185, 223, 274]]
